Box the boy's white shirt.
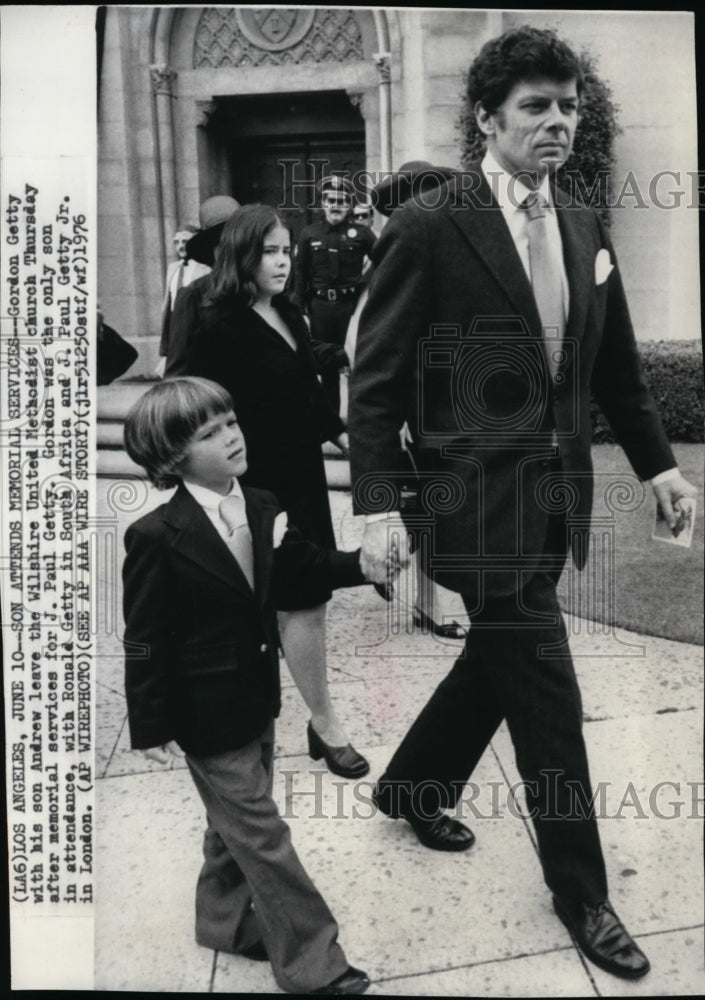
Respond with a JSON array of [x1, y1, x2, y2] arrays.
[[183, 477, 290, 547], [183, 477, 247, 540]]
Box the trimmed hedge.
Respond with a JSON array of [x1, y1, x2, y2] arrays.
[[591, 340, 704, 443]]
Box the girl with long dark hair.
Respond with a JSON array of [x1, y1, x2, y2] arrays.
[[186, 203, 369, 779]]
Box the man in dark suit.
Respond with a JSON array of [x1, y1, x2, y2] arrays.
[[156, 225, 210, 376], [164, 196, 240, 377], [348, 26, 696, 982]]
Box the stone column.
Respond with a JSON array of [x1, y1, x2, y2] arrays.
[[373, 52, 392, 174], [150, 63, 178, 267]]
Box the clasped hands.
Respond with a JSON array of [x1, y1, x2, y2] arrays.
[[360, 517, 412, 586]]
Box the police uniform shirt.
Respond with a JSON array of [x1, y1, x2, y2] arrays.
[[293, 218, 375, 307]]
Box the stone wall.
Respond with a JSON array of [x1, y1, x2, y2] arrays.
[[97, 8, 699, 377]]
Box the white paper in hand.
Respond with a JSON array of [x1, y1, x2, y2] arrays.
[[652, 496, 696, 548]]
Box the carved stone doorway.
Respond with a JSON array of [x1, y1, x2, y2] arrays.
[[206, 90, 366, 243]]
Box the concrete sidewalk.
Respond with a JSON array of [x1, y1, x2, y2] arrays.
[[94, 484, 704, 995]]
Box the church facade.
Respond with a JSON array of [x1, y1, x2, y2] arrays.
[[98, 7, 699, 372]]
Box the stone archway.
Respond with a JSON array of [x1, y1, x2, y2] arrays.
[[149, 6, 393, 267]]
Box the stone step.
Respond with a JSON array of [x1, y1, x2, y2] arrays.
[[97, 380, 153, 420], [98, 422, 127, 449], [97, 449, 145, 480]]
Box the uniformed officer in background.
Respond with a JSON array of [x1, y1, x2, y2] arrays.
[[352, 197, 381, 238], [293, 175, 376, 418]]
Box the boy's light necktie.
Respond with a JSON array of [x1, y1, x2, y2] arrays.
[[524, 191, 565, 379], [218, 495, 255, 590]]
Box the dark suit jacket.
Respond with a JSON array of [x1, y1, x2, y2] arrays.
[[159, 260, 211, 358], [164, 273, 210, 377], [166, 275, 349, 380], [348, 168, 676, 597], [123, 484, 364, 756]]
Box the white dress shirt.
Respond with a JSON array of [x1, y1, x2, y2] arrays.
[[481, 149, 570, 322], [183, 478, 247, 541], [167, 259, 211, 307]]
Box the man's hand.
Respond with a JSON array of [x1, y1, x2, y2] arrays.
[[333, 432, 349, 458], [652, 472, 698, 531], [360, 518, 411, 585]]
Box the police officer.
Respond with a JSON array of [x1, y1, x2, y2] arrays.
[[293, 175, 375, 417]]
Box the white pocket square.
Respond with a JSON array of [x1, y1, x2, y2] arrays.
[[272, 511, 289, 549], [595, 248, 614, 285]]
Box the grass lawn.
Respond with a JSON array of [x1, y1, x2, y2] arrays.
[[556, 443, 703, 645]]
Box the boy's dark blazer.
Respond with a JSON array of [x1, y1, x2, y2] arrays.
[[123, 483, 364, 756]]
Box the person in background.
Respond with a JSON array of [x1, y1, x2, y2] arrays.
[[347, 162, 468, 641], [164, 196, 240, 376], [293, 175, 375, 418], [97, 303, 138, 385], [351, 197, 381, 237], [156, 224, 211, 377]]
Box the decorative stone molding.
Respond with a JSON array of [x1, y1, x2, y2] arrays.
[[194, 7, 364, 68], [235, 8, 316, 51], [150, 64, 177, 96], [373, 52, 391, 84], [347, 91, 365, 113], [195, 99, 217, 129]]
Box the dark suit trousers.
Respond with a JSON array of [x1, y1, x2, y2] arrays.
[[376, 562, 608, 905], [185, 720, 349, 993], [310, 298, 355, 415]]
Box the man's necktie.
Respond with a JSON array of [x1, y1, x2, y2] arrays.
[[524, 192, 565, 379], [172, 261, 185, 304], [218, 495, 255, 590]]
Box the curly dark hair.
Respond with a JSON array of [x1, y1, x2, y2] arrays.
[[458, 30, 620, 224], [467, 26, 584, 115]]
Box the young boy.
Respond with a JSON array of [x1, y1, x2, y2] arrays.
[[122, 377, 372, 995]]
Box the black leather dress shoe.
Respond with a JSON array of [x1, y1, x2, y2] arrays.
[[311, 966, 371, 995], [239, 939, 268, 962], [371, 786, 475, 852], [407, 811, 476, 851], [413, 608, 466, 640], [553, 895, 651, 979], [307, 722, 370, 779]]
